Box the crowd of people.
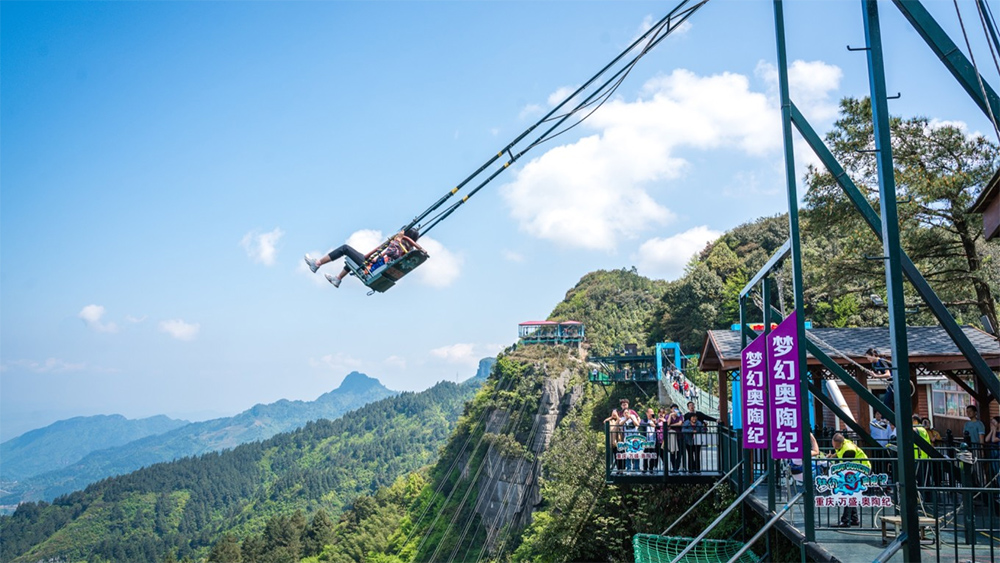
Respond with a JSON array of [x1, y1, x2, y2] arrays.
[[605, 398, 717, 475], [667, 369, 701, 404]]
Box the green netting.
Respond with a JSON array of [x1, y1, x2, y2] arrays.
[[633, 533, 761, 563]]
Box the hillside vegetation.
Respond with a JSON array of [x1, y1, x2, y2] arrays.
[[0, 378, 481, 563], [1, 373, 396, 507]]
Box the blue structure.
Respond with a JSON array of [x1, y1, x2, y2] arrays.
[[518, 320, 584, 345]]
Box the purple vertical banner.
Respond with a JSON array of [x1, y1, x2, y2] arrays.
[[741, 333, 769, 449], [767, 311, 802, 459]]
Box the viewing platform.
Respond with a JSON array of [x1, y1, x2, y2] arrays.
[[517, 320, 584, 345], [588, 342, 692, 385], [604, 421, 724, 485]]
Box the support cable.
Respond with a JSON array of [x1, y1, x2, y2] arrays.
[[402, 0, 708, 236], [398, 372, 518, 558], [660, 462, 744, 535], [426, 382, 537, 562], [483, 408, 548, 561], [669, 472, 769, 563], [953, 0, 1000, 142], [724, 491, 803, 563], [415, 0, 710, 237], [976, 0, 1000, 86]]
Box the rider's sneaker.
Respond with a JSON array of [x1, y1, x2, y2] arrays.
[[325, 273, 341, 288], [304, 254, 319, 273]]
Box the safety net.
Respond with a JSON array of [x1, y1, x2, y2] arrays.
[[633, 534, 761, 563]]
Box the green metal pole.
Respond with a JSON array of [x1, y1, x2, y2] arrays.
[[772, 0, 814, 545], [861, 1, 920, 560], [739, 295, 751, 540], [763, 277, 774, 559]]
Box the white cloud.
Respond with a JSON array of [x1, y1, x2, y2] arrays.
[[79, 304, 118, 333], [413, 236, 462, 288], [502, 249, 524, 263], [635, 225, 723, 280], [313, 352, 363, 372], [0, 358, 85, 373], [519, 103, 544, 120], [928, 118, 968, 131], [384, 355, 407, 369], [501, 63, 842, 251], [125, 315, 147, 324], [633, 15, 692, 44], [430, 343, 505, 367], [241, 227, 284, 266], [755, 59, 843, 122], [430, 343, 478, 365], [160, 319, 200, 341], [548, 85, 579, 108]]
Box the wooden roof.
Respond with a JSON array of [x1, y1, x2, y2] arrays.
[[699, 325, 1000, 372]]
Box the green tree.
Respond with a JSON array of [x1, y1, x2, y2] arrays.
[[302, 509, 334, 556], [207, 534, 242, 563], [804, 97, 999, 330], [647, 261, 725, 352]]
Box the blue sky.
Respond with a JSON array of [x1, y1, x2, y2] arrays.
[[3, 0, 998, 441]]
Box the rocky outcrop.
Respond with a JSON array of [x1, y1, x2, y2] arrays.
[[474, 367, 584, 553]]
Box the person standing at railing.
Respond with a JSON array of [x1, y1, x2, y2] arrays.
[[604, 409, 623, 472], [986, 416, 1000, 485], [682, 413, 705, 473], [831, 433, 869, 527], [666, 404, 684, 472], [687, 401, 717, 423], [912, 415, 931, 486], [621, 405, 641, 473], [921, 418, 941, 445], [642, 407, 657, 472], [655, 409, 668, 472]]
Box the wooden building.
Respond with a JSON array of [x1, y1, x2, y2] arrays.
[[699, 325, 1000, 439], [971, 167, 1000, 241]]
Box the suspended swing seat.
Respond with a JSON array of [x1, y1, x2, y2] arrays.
[[343, 236, 429, 294]]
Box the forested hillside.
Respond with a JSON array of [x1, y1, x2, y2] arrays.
[[0, 377, 481, 563], [1, 372, 396, 507], [255, 272, 736, 563], [549, 268, 669, 355]]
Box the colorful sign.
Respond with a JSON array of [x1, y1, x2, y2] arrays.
[[814, 462, 893, 508], [741, 333, 769, 449], [615, 435, 657, 460], [767, 312, 802, 459]]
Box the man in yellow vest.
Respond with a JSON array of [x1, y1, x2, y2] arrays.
[[913, 414, 931, 485], [831, 433, 869, 526]]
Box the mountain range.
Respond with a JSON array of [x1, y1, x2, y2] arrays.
[[1, 370, 488, 563], [0, 414, 188, 485], [0, 371, 396, 508]]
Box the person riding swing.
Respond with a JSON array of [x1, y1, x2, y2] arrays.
[[304, 227, 421, 288]]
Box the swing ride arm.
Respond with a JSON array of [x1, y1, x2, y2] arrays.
[[892, 0, 1000, 120]]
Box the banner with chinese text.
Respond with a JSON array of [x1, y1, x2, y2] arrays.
[[741, 333, 769, 449], [767, 312, 803, 460]]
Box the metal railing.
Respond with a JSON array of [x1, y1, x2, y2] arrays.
[[717, 425, 1000, 561], [604, 421, 722, 480]]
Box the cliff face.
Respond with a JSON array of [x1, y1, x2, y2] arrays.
[[474, 362, 585, 553]]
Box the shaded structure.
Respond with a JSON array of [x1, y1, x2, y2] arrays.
[[971, 167, 1000, 241], [517, 320, 584, 345], [701, 325, 1000, 437]]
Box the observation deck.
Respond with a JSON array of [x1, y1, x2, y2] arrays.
[[604, 421, 725, 485], [517, 320, 584, 345]]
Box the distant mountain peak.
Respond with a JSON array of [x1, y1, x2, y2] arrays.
[[336, 372, 384, 394]]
